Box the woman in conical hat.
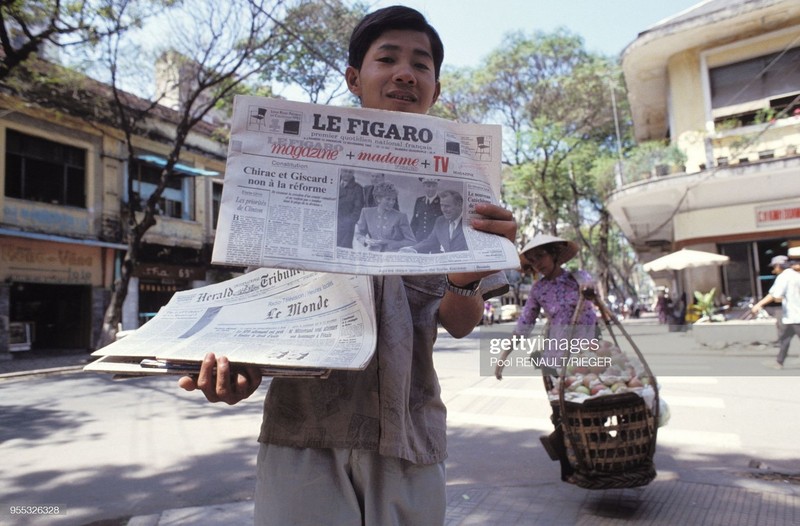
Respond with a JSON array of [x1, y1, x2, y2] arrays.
[[496, 233, 597, 481], [498, 232, 596, 366]]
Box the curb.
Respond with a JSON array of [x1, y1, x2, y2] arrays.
[[0, 365, 85, 380]]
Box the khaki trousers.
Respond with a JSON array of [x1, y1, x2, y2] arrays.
[[254, 443, 446, 526]]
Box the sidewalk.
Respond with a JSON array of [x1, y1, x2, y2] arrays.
[[125, 476, 800, 526], [0, 348, 92, 378]]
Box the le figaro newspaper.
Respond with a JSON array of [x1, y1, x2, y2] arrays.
[[86, 97, 518, 377], [211, 96, 519, 275]]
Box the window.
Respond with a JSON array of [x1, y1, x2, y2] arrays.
[[129, 158, 195, 220], [5, 129, 86, 207], [710, 47, 800, 126]]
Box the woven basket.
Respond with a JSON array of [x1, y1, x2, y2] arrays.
[[556, 392, 657, 489], [549, 289, 659, 490]]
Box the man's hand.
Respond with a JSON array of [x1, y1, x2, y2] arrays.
[[449, 202, 517, 286], [178, 352, 262, 405], [751, 294, 776, 314], [471, 202, 516, 243], [441, 202, 518, 338]]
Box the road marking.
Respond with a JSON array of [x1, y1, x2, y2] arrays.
[[447, 411, 552, 430], [459, 387, 724, 408], [657, 428, 742, 449], [447, 412, 743, 450], [658, 376, 719, 384], [659, 395, 725, 408], [459, 387, 547, 399]]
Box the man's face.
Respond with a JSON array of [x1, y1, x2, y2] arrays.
[[346, 29, 440, 115], [439, 195, 460, 221], [423, 182, 437, 197]]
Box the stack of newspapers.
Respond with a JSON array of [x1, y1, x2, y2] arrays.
[[85, 96, 517, 378]]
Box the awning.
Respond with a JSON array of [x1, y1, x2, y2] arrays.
[[136, 154, 220, 177], [0, 228, 128, 250]]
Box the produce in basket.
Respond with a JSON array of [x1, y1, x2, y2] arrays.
[[548, 341, 651, 401], [547, 341, 670, 427]]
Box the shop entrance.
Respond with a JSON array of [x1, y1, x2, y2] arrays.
[[10, 282, 92, 350]]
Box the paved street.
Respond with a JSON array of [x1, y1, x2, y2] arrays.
[[1, 319, 799, 525], [438, 321, 800, 524]]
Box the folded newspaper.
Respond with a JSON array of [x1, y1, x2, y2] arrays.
[[212, 96, 519, 275], [85, 269, 376, 377]]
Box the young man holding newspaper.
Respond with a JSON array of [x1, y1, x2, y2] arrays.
[[179, 6, 517, 525]]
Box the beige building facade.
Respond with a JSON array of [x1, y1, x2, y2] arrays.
[[0, 68, 229, 356], [609, 0, 800, 305]]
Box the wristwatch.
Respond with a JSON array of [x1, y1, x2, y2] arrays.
[[445, 276, 481, 297]]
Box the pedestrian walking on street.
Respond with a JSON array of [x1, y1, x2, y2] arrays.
[[654, 290, 670, 324], [751, 254, 800, 369]]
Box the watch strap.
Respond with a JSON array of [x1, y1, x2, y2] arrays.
[[445, 277, 481, 297]]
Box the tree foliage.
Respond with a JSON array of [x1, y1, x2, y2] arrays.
[[0, 0, 163, 80], [266, 0, 368, 104], [437, 28, 640, 299], [431, 65, 487, 123], [97, 0, 295, 346]]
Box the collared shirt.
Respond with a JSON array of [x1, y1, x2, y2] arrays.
[[769, 268, 800, 324], [259, 272, 507, 465]]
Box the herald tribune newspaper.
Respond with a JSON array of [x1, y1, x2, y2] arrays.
[[211, 96, 519, 275], [86, 269, 376, 376]]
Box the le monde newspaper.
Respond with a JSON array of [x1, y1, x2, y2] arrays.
[[86, 96, 518, 378]]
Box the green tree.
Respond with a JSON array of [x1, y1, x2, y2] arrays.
[[432, 65, 487, 123], [437, 29, 640, 298], [265, 0, 368, 104]]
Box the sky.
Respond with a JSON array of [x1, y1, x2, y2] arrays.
[[368, 0, 707, 66]]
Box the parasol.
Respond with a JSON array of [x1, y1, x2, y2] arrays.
[[642, 248, 730, 272]]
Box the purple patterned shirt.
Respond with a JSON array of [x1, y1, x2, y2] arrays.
[[514, 269, 597, 357]]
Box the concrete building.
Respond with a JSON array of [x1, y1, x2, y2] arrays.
[[608, 0, 800, 306], [0, 56, 230, 356]]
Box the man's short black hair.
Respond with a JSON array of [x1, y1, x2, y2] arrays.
[[348, 5, 444, 80]]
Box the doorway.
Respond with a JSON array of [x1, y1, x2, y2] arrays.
[[10, 283, 92, 350]]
